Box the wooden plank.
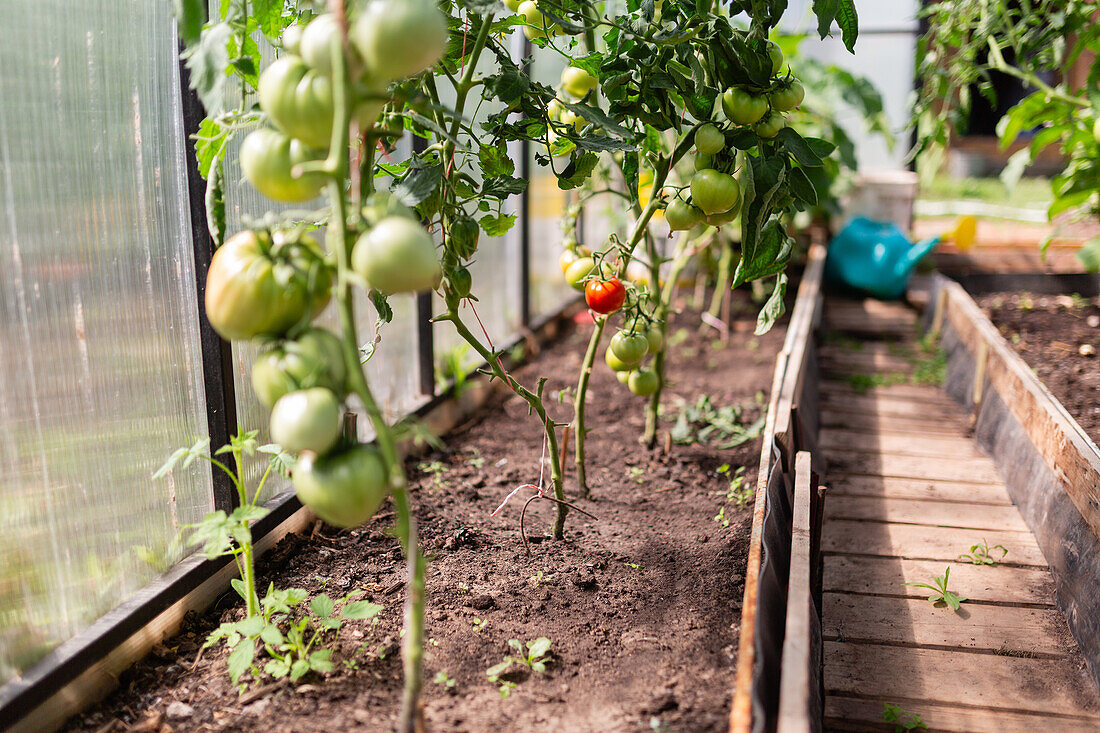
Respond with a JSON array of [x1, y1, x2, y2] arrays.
[[820, 429, 984, 459], [821, 408, 968, 436], [777, 452, 817, 733], [825, 641, 1100, 717], [822, 520, 1048, 567], [827, 452, 1002, 485], [827, 298, 919, 321], [819, 351, 914, 373], [732, 243, 828, 733], [827, 474, 1013, 506], [821, 392, 968, 421], [824, 556, 1057, 606], [822, 593, 1072, 656], [826, 695, 1100, 733], [820, 382, 957, 406], [826, 497, 1030, 533], [942, 281, 1100, 545]]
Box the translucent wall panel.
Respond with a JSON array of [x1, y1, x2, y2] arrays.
[[0, 2, 211, 683]]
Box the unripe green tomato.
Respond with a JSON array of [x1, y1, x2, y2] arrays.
[[445, 266, 473, 300], [564, 256, 596, 290], [616, 369, 632, 385], [1094, 118, 1100, 145], [695, 153, 713, 172], [769, 80, 805, 112], [766, 40, 784, 76], [270, 387, 343, 455], [252, 328, 348, 409], [298, 14, 341, 76], [281, 24, 304, 55], [352, 217, 442, 294], [361, 191, 416, 226], [755, 114, 787, 139], [610, 330, 649, 365], [695, 124, 725, 155], [293, 445, 389, 528], [645, 327, 664, 354], [519, 1, 557, 40], [351, 0, 447, 82], [722, 88, 768, 126], [665, 198, 705, 231], [449, 219, 480, 259], [691, 169, 742, 216], [354, 82, 388, 128], [257, 56, 335, 149], [239, 128, 326, 203], [561, 67, 598, 98], [560, 109, 585, 133], [628, 368, 659, 397], [547, 98, 565, 121], [605, 345, 635, 372], [504, 0, 523, 10], [706, 205, 740, 227]]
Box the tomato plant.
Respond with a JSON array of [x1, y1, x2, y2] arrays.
[[585, 277, 627, 314]]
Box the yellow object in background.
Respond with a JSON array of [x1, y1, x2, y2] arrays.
[[943, 215, 977, 251]]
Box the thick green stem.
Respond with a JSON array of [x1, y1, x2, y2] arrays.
[[708, 238, 734, 319], [643, 240, 692, 446], [231, 449, 261, 617], [573, 313, 606, 497], [443, 310, 567, 538], [324, 25, 423, 732]]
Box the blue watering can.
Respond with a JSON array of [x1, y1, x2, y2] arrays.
[[825, 217, 941, 300]]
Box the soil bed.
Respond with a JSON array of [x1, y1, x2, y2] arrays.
[[66, 290, 787, 733], [979, 291, 1100, 443]]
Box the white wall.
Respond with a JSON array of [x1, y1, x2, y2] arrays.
[[779, 0, 920, 172]]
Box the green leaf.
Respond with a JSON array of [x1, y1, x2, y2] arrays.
[[236, 614, 265, 638], [251, 0, 286, 40], [226, 638, 255, 684], [259, 624, 285, 645], [486, 659, 513, 680], [342, 600, 384, 620], [835, 0, 859, 53], [393, 165, 444, 207], [309, 649, 335, 674], [789, 166, 819, 208], [289, 659, 311, 680], [479, 213, 517, 237], [478, 144, 515, 178], [311, 594, 335, 618], [172, 0, 207, 47], [812, 0, 838, 40], [527, 637, 551, 659], [1077, 236, 1100, 272], [482, 175, 528, 198], [230, 504, 269, 523], [776, 127, 828, 168], [755, 274, 788, 336], [181, 22, 232, 116], [557, 151, 599, 191]]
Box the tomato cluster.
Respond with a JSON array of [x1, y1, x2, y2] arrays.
[[205, 0, 455, 529], [604, 320, 663, 397]]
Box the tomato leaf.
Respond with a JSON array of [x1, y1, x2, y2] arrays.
[[172, 0, 207, 47], [836, 0, 859, 53], [226, 638, 255, 684], [812, 0, 838, 40], [775, 127, 827, 167], [482, 175, 528, 199], [557, 151, 600, 191], [181, 22, 232, 115], [342, 600, 385, 620], [479, 213, 517, 237], [755, 273, 788, 335], [394, 164, 444, 207], [788, 166, 819, 207]]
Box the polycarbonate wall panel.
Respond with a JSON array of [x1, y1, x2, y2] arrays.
[[0, 1, 211, 683]]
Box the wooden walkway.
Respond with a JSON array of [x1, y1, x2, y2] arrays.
[[819, 298, 1100, 732]]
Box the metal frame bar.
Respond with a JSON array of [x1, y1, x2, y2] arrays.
[[519, 36, 533, 327], [178, 39, 240, 513]]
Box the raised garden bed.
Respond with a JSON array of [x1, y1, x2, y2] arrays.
[[62, 292, 788, 733]]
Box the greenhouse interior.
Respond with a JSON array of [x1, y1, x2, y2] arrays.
[[4, 0, 1100, 731]]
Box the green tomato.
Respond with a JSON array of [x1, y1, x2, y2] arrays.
[[354, 81, 388, 129], [564, 256, 596, 290], [721, 88, 768, 126], [691, 169, 742, 216], [239, 128, 325, 203], [205, 230, 331, 341], [706, 206, 740, 227], [258, 56, 335, 149], [504, 0, 523, 10], [755, 114, 787, 139], [766, 40, 784, 76], [444, 265, 473, 301], [610, 330, 649, 365], [695, 124, 725, 155], [561, 67, 598, 98], [665, 198, 705, 232], [547, 97, 565, 121], [351, 0, 447, 82], [519, 1, 558, 40], [1094, 118, 1100, 145], [616, 369, 632, 385], [605, 345, 635, 372], [559, 109, 586, 133], [449, 219, 480, 259], [293, 445, 389, 528], [251, 328, 348, 409], [645, 326, 664, 354], [298, 14, 341, 77], [352, 217, 441, 295], [361, 190, 416, 226], [628, 368, 659, 397], [769, 80, 805, 112], [281, 24, 304, 55], [270, 387, 343, 455]]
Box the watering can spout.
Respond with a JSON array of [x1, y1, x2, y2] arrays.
[[894, 235, 940, 282]]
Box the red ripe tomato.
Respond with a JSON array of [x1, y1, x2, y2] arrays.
[[585, 277, 627, 314]]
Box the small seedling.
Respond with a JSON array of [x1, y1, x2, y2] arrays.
[[456, 582, 470, 594], [435, 344, 475, 396], [625, 562, 642, 572], [713, 506, 730, 528], [471, 617, 489, 632], [882, 703, 928, 731], [486, 637, 552, 697], [905, 567, 967, 611], [433, 670, 456, 689], [669, 394, 765, 449], [717, 464, 752, 506], [315, 575, 331, 588], [746, 337, 760, 351], [958, 538, 1008, 566], [417, 460, 448, 490], [528, 571, 544, 587], [627, 466, 646, 484]]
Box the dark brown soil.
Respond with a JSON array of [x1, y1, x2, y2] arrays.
[[979, 291, 1100, 444], [65, 290, 786, 733]]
